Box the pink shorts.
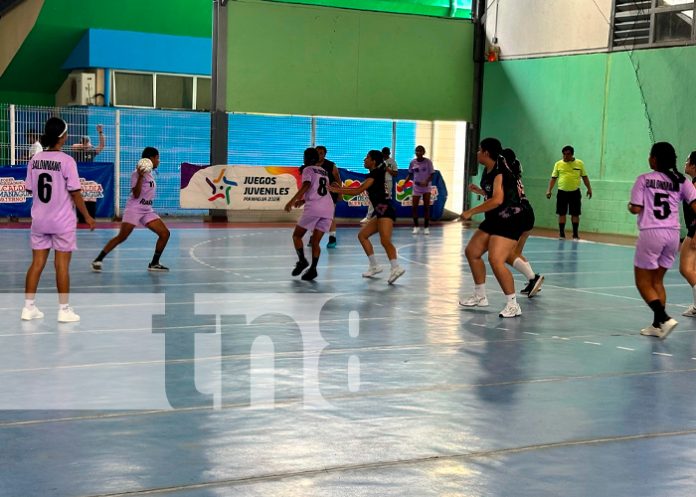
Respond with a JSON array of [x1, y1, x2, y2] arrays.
[[31, 231, 77, 252], [412, 185, 432, 196], [634, 229, 680, 270], [298, 214, 332, 233], [122, 208, 160, 227]]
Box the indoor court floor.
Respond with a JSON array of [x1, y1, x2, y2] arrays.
[[2, 222, 696, 497]]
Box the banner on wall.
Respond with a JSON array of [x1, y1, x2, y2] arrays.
[[335, 169, 448, 220], [180, 163, 302, 210], [180, 164, 448, 219], [0, 163, 115, 218]]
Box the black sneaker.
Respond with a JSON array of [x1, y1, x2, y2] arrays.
[[292, 259, 309, 276], [307, 237, 313, 247], [148, 263, 169, 272], [522, 274, 544, 298], [327, 235, 337, 248], [301, 267, 318, 281]]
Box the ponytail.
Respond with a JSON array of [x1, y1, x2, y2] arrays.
[[40, 117, 68, 149]]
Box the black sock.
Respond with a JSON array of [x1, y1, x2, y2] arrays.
[[424, 219, 430, 228], [151, 251, 162, 265], [648, 299, 669, 325], [572, 222, 579, 238], [310, 256, 319, 270], [559, 223, 566, 237], [296, 248, 307, 263], [413, 218, 419, 227], [94, 250, 107, 263]]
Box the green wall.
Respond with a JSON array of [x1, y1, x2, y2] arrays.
[[227, 1, 474, 120], [480, 46, 696, 236], [267, 0, 472, 18], [0, 0, 212, 104]]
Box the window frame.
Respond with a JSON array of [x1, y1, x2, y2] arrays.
[[111, 70, 212, 110], [610, 0, 696, 50]]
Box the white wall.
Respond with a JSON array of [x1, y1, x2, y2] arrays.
[[484, 0, 612, 59]]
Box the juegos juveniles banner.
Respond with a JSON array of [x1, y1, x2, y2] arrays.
[[0, 163, 115, 218], [180, 164, 447, 219]]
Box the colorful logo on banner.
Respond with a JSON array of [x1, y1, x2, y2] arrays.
[[79, 178, 104, 202], [340, 179, 369, 207], [0, 177, 30, 203], [206, 168, 238, 205], [395, 179, 439, 206]]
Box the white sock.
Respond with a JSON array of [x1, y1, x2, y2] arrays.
[[505, 294, 517, 304], [329, 231, 336, 237], [474, 284, 486, 297], [25, 299, 35, 309], [692, 284, 696, 305], [60, 303, 70, 311], [389, 259, 399, 269], [512, 258, 535, 280], [368, 255, 378, 266]]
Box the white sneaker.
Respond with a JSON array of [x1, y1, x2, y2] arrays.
[[640, 325, 661, 337], [659, 318, 678, 339], [360, 217, 371, 224], [412, 227, 420, 234], [682, 305, 696, 317], [91, 261, 102, 272], [499, 302, 522, 318], [21, 306, 44, 321], [459, 295, 489, 307], [387, 266, 405, 284], [362, 265, 383, 278], [58, 306, 80, 323], [424, 227, 430, 235]]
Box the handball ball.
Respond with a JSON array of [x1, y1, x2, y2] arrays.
[[137, 158, 153, 173]]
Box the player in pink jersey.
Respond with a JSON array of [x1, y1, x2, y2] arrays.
[[91, 147, 171, 272], [285, 148, 335, 281], [406, 145, 435, 235], [629, 142, 696, 339], [22, 117, 96, 323]]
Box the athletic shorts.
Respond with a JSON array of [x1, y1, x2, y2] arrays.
[[520, 204, 535, 233], [372, 202, 397, 221], [122, 208, 160, 227], [634, 228, 680, 270], [556, 189, 582, 216], [298, 214, 333, 233], [478, 217, 524, 241], [31, 231, 77, 252], [412, 185, 431, 196]]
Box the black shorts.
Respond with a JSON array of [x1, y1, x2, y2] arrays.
[[478, 217, 524, 241], [556, 189, 582, 216], [372, 202, 396, 221], [688, 223, 696, 239], [520, 204, 535, 233]]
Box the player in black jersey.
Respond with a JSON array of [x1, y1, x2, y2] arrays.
[[329, 149, 405, 285], [459, 138, 525, 318], [679, 151, 696, 317]]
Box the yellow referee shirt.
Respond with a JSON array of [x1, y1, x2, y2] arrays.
[[551, 159, 587, 191]]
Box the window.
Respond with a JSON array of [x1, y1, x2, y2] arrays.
[[112, 71, 211, 110], [156, 75, 193, 109], [612, 0, 695, 49], [114, 72, 154, 107], [195, 77, 211, 111]]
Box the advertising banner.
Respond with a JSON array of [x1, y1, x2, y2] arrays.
[[0, 163, 114, 218]]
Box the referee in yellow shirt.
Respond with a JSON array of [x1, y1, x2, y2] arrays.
[[546, 145, 592, 240]]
